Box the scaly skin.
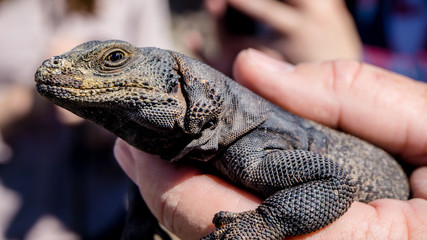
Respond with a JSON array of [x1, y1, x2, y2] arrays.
[[35, 40, 409, 239]]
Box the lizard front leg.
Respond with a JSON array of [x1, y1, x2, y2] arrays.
[[204, 147, 356, 239]]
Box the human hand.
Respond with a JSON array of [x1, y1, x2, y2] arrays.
[[114, 49, 427, 239], [200, 0, 362, 73]]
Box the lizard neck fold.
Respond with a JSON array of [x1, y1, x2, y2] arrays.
[[167, 51, 268, 162]]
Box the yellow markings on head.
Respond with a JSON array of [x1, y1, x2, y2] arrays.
[[80, 78, 106, 89]]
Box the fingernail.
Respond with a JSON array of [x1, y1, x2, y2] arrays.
[[114, 138, 131, 160], [245, 48, 295, 72]]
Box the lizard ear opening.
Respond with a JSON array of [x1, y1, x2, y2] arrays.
[[167, 50, 225, 135]]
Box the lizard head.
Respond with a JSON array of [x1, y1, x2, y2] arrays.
[[35, 40, 188, 153], [35, 40, 237, 159]]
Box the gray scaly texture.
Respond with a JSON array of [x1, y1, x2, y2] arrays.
[[35, 40, 409, 239]]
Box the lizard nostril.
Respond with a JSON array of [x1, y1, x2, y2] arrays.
[[50, 57, 62, 67]]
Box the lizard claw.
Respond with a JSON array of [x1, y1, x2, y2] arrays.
[[201, 224, 251, 240], [201, 210, 280, 240], [212, 211, 237, 228]]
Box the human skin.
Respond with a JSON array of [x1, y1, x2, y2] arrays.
[[114, 49, 427, 239]]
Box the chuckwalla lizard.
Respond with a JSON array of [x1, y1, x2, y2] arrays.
[[35, 40, 409, 239]]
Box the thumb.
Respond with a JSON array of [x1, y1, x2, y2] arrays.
[[232, 49, 427, 164]]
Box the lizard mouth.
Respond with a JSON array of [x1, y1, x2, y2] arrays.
[[35, 82, 155, 108], [36, 83, 124, 99], [35, 65, 151, 102]]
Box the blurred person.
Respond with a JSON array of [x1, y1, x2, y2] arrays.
[[190, 0, 362, 76], [0, 0, 172, 239], [184, 0, 426, 82]]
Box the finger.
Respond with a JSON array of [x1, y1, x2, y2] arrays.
[[291, 199, 427, 239], [204, 0, 228, 17], [289, 0, 348, 12], [410, 167, 427, 199], [233, 49, 427, 163], [226, 0, 301, 33], [114, 138, 138, 183], [114, 139, 261, 239]]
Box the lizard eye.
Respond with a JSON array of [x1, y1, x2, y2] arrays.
[[106, 51, 124, 62], [102, 49, 129, 70]]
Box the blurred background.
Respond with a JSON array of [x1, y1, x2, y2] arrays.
[[0, 0, 425, 239]]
